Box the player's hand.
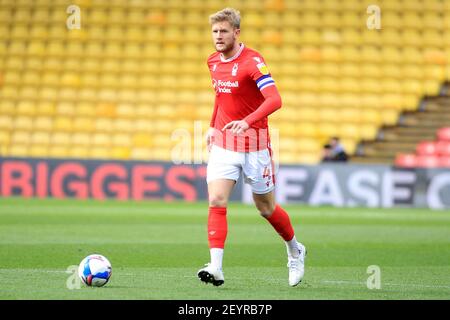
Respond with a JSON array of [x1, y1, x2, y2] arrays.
[[222, 120, 249, 135]]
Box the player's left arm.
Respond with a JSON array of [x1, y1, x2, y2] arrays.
[[243, 84, 282, 126], [222, 57, 282, 134]]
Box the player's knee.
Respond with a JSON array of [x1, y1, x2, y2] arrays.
[[255, 201, 275, 218], [209, 194, 228, 207]]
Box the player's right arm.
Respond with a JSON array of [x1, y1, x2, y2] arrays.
[[207, 97, 219, 151]]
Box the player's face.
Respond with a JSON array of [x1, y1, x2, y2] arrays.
[[211, 21, 240, 53]]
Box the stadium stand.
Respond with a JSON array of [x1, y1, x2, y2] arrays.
[[0, 0, 449, 164], [395, 125, 450, 168]]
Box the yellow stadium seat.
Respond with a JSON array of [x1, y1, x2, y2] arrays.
[[104, 43, 122, 59], [47, 41, 65, 57], [54, 117, 73, 132], [380, 110, 399, 125], [131, 147, 152, 160], [402, 46, 424, 65], [16, 101, 36, 116], [340, 78, 361, 93], [382, 11, 401, 29], [382, 64, 402, 79], [31, 132, 51, 145], [278, 138, 299, 152], [13, 116, 33, 130], [8, 144, 28, 157], [51, 132, 71, 145], [73, 118, 95, 132], [75, 102, 95, 117], [35, 102, 55, 116], [320, 78, 340, 93], [116, 103, 136, 118], [423, 80, 441, 96], [382, 79, 403, 94], [89, 9, 108, 24], [11, 131, 30, 144], [56, 102, 75, 116], [14, 8, 32, 23], [340, 139, 356, 154], [402, 80, 423, 94], [0, 113, 14, 130], [359, 124, 378, 140], [297, 153, 320, 165], [68, 146, 89, 158], [0, 100, 16, 115], [297, 138, 321, 153], [133, 133, 153, 148], [341, 46, 361, 62], [8, 41, 26, 56], [92, 133, 111, 147], [339, 124, 361, 139], [403, 11, 422, 29], [361, 79, 383, 94], [113, 119, 135, 133], [3, 71, 21, 84], [125, 26, 144, 42], [278, 153, 299, 164], [95, 102, 116, 117], [22, 72, 41, 86], [142, 44, 161, 59], [318, 123, 339, 139], [27, 40, 46, 56], [29, 145, 48, 157], [360, 46, 382, 63], [111, 147, 131, 159], [340, 93, 361, 108], [340, 108, 361, 123], [0, 131, 10, 145], [319, 108, 339, 123], [360, 109, 381, 125], [71, 132, 91, 146], [0, 85, 18, 99], [424, 65, 446, 81], [320, 63, 340, 77], [152, 148, 172, 161], [112, 133, 131, 146], [89, 147, 111, 159]]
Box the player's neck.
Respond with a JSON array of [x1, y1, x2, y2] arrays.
[[221, 42, 241, 60]]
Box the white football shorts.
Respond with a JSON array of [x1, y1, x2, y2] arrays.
[[206, 145, 275, 194]]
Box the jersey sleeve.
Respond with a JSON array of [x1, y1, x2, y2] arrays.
[[210, 96, 219, 127], [248, 55, 276, 92]]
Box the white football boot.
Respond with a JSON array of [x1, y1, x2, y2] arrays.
[[287, 242, 307, 287], [197, 263, 224, 286]]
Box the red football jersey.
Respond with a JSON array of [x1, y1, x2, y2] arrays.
[[208, 44, 276, 152]]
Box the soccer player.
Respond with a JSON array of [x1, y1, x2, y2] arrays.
[[197, 8, 306, 287]]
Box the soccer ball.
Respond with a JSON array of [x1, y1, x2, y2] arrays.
[[78, 254, 112, 287]]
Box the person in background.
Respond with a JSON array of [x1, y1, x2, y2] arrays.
[[322, 137, 348, 162], [321, 143, 334, 162]]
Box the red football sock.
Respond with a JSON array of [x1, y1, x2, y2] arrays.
[[265, 205, 295, 241], [208, 207, 227, 249]]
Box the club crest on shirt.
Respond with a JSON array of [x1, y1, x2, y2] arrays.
[[232, 63, 238, 76]]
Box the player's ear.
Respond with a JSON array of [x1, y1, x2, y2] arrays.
[[234, 28, 240, 38]]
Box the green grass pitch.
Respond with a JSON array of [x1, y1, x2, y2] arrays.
[[0, 197, 449, 300]]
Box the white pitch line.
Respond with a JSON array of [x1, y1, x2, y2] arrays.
[[1, 269, 449, 290]]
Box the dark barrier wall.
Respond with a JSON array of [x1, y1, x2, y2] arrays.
[[0, 158, 214, 202], [0, 158, 449, 209]]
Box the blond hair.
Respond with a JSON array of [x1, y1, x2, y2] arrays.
[[209, 8, 241, 29]]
